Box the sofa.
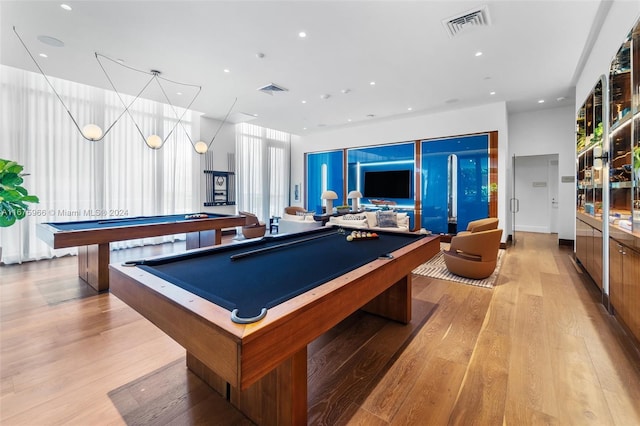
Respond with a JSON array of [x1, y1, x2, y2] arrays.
[[325, 210, 412, 233], [278, 209, 323, 234]]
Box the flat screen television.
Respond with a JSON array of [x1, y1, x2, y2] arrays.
[[363, 169, 411, 199]]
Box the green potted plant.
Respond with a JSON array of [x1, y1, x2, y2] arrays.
[[0, 158, 39, 226], [336, 205, 351, 214], [0, 158, 39, 262]]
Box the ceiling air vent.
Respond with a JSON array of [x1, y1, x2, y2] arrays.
[[257, 83, 288, 95], [442, 5, 491, 38]]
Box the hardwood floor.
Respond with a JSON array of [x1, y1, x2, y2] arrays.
[[1, 232, 639, 425]]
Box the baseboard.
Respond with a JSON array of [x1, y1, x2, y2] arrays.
[[558, 238, 573, 247]]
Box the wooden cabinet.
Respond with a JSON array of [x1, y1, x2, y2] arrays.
[[576, 218, 589, 267], [575, 214, 602, 290], [609, 238, 640, 347], [592, 228, 603, 289]]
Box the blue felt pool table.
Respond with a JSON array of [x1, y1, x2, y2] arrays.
[[37, 212, 246, 291], [109, 227, 440, 425]]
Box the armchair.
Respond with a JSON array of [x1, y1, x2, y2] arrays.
[[457, 217, 498, 236], [284, 206, 306, 215], [443, 228, 503, 279], [239, 211, 266, 239]]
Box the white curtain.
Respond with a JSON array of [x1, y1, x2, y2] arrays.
[[0, 65, 199, 263], [235, 123, 290, 223]]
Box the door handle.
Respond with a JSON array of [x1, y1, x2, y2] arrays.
[[510, 198, 520, 213]]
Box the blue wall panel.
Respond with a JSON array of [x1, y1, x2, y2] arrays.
[[306, 150, 344, 214], [421, 135, 489, 234]]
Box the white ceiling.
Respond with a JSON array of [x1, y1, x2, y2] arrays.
[[1, 1, 607, 136]]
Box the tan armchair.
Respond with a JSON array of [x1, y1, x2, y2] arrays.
[[284, 206, 306, 215], [443, 228, 503, 279], [239, 211, 266, 239], [457, 217, 499, 236]]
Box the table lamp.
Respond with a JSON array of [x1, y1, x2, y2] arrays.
[[347, 190, 363, 212], [321, 190, 338, 214]]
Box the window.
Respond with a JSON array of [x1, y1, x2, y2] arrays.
[[0, 65, 198, 262], [236, 123, 290, 222]]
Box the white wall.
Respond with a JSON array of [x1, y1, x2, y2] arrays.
[[508, 105, 576, 241], [292, 102, 509, 240], [199, 116, 236, 215]]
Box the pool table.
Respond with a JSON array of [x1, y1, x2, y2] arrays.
[[37, 213, 246, 291], [109, 227, 440, 425]]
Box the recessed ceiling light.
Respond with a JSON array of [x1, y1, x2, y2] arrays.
[[303, 127, 307, 130], [475, 51, 483, 57], [341, 89, 351, 94], [538, 99, 545, 104], [556, 96, 566, 102], [223, 69, 230, 73], [37, 35, 64, 47], [490, 91, 496, 95], [347, 118, 352, 122], [301, 100, 307, 104], [176, 92, 182, 96], [320, 94, 330, 100], [298, 31, 307, 38], [39, 53, 48, 58], [407, 107, 412, 111], [60, 4, 72, 11], [369, 81, 376, 86]]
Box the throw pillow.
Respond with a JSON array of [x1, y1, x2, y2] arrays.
[[342, 213, 367, 221], [376, 210, 398, 228], [364, 211, 378, 227]]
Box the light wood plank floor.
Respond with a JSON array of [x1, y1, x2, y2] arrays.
[[1, 232, 639, 425]]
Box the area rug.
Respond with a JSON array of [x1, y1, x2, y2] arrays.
[[412, 246, 505, 289]]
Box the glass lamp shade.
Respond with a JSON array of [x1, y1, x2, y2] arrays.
[[146, 134, 163, 149], [194, 141, 208, 154], [81, 124, 103, 141], [321, 190, 338, 200], [347, 190, 363, 211], [321, 190, 338, 214]]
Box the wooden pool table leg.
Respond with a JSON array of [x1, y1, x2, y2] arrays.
[[77, 243, 110, 292], [362, 274, 412, 324], [185, 229, 221, 249], [187, 347, 308, 426]]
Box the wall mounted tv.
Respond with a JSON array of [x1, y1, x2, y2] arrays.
[[363, 169, 412, 199]]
